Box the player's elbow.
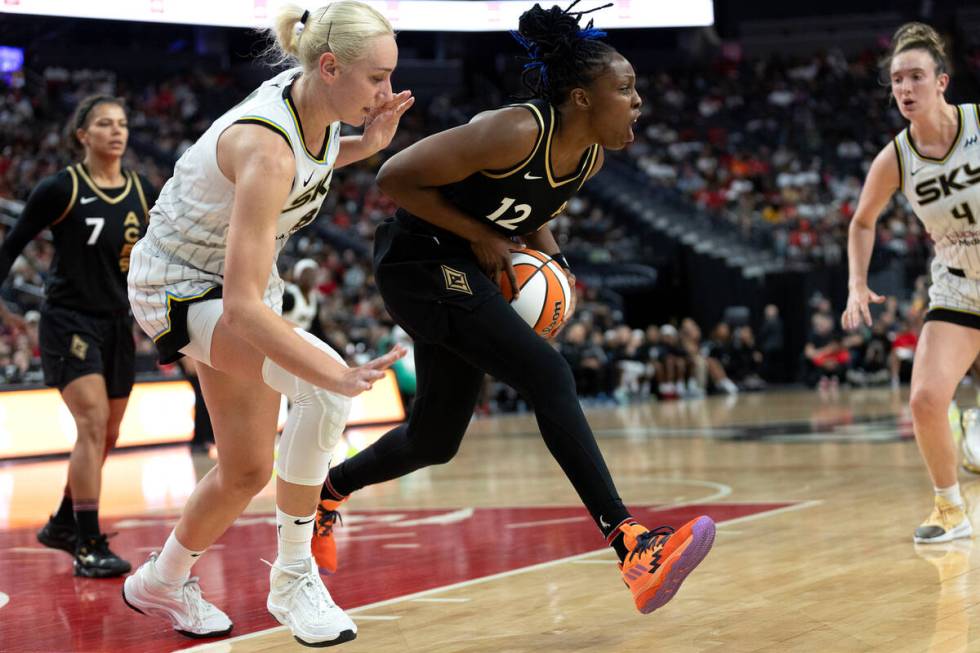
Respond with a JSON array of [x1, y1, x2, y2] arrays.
[[221, 294, 259, 337]]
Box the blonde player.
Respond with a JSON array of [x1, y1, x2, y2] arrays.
[[843, 23, 980, 544], [121, 2, 410, 646]]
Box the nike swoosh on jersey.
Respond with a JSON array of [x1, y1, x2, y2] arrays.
[[523, 172, 543, 180], [80, 196, 98, 204], [303, 171, 315, 186]]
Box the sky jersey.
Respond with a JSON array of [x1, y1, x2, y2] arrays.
[[895, 103, 980, 274], [129, 66, 341, 355], [438, 99, 600, 238]]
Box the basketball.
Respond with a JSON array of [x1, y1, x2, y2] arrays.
[[498, 249, 572, 337]]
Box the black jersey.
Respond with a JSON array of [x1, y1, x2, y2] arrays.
[[0, 163, 156, 314], [438, 99, 601, 238]]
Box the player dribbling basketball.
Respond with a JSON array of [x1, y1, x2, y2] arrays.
[[312, 1, 714, 615]]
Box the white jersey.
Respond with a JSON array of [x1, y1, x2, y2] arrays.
[[128, 67, 342, 362], [895, 103, 980, 274]]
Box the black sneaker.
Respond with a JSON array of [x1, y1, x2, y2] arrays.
[[74, 533, 132, 578], [37, 519, 77, 554]]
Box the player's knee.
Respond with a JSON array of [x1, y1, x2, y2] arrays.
[[72, 407, 110, 444], [221, 460, 274, 496], [910, 384, 946, 418], [415, 439, 461, 466], [524, 347, 576, 397]]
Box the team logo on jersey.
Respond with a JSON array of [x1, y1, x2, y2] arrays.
[[915, 162, 980, 205], [441, 265, 472, 295], [966, 135, 978, 148], [70, 334, 89, 360]]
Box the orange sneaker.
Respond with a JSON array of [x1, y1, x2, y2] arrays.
[[311, 497, 346, 575], [619, 516, 715, 614]]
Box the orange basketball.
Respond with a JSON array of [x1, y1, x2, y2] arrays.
[[498, 249, 572, 337]]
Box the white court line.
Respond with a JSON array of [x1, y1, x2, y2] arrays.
[[178, 497, 817, 652], [383, 543, 421, 549], [571, 559, 618, 565], [506, 516, 588, 529], [714, 500, 823, 529], [6, 547, 61, 554], [352, 615, 402, 621], [410, 598, 471, 604], [0, 592, 8, 609]]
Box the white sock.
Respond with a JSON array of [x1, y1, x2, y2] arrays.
[[935, 484, 963, 507], [155, 530, 203, 585], [276, 507, 315, 566]]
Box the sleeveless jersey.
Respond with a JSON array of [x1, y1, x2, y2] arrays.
[[895, 103, 980, 273], [132, 66, 341, 310], [437, 99, 601, 238], [43, 164, 149, 313]]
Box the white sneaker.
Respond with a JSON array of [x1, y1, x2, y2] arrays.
[[266, 557, 357, 647], [122, 553, 233, 638], [962, 408, 980, 474]]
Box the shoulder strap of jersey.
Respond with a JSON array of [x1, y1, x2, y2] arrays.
[[50, 166, 79, 226], [480, 103, 547, 179], [130, 170, 150, 222], [893, 130, 912, 193], [575, 145, 601, 191]]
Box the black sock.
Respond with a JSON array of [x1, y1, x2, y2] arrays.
[[74, 506, 100, 539], [52, 495, 74, 526], [611, 532, 629, 563], [320, 472, 346, 502]]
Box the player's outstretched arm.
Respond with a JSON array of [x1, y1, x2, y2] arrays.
[[842, 143, 900, 331]]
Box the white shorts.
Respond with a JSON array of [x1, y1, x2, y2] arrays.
[[926, 259, 980, 331], [129, 236, 283, 363]]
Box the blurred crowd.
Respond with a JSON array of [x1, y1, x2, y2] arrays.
[[626, 49, 933, 269]]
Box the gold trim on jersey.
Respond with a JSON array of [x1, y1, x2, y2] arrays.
[[282, 82, 331, 164], [931, 305, 980, 319], [130, 171, 149, 222], [543, 105, 598, 188], [73, 163, 133, 205], [51, 166, 79, 227], [480, 103, 547, 179], [906, 104, 964, 164], [575, 145, 601, 191], [237, 115, 292, 151], [893, 138, 904, 193]]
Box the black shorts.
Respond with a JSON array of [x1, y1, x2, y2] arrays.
[[38, 303, 136, 398], [373, 212, 501, 343]]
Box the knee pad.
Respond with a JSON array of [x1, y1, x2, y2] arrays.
[[262, 328, 353, 486]]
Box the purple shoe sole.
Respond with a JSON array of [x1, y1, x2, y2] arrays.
[[639, 516, 716, 614]]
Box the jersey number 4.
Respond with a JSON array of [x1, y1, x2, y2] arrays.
[[486, 197, 531, 231], [85, 217, 105, 245], [952, 202, 977, 225]]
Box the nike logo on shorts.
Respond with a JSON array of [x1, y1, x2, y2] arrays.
[[523, 171, 543, 180]]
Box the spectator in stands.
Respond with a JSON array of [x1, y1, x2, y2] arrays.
[[804, 312, 850, 389]]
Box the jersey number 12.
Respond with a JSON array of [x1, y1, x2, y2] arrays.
[[486, 197, 531, 231]]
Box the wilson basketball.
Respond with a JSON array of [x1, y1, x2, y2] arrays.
[[498, 249, 572, 337]]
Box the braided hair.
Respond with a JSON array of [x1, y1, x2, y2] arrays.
[[511, 1, 617, 105]]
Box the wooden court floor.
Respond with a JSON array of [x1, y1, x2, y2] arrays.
[[2, 387, 980, 652]]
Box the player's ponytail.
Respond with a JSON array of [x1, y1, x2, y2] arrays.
[[512, 1, 617, 104], [881, 22, 951, 81], [266, 1, 393, 70]]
